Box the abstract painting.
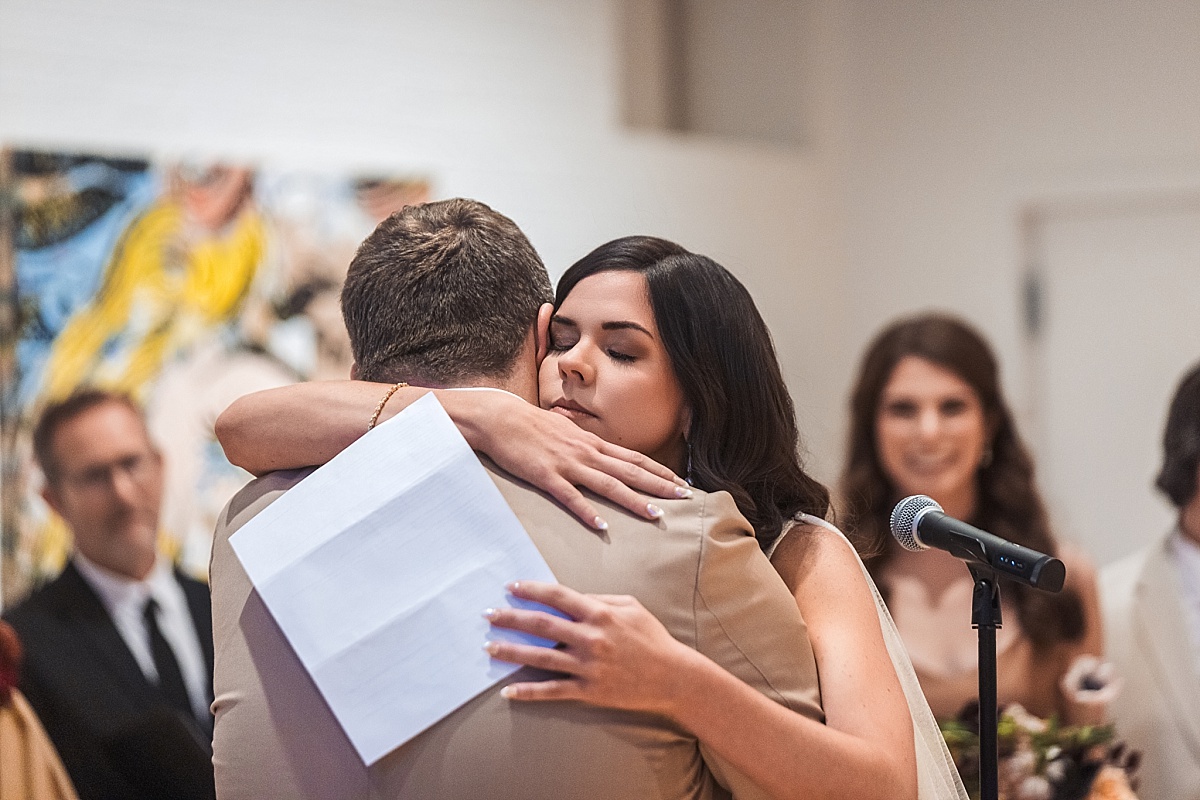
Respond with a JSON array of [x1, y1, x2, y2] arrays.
[[0, 148, 428, 603]]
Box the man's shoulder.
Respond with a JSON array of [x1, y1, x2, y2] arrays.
[[3, 564, 85, 624], [215, 467, 316, 540], [479, 457, 752, 544]]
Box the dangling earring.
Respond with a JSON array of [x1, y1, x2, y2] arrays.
[[685, 438, 695, 486], [979, 444, 994, 470]]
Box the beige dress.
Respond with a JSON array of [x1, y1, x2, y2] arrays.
[[890, 577, 1068, 720], [883, 545, 1105, 726]]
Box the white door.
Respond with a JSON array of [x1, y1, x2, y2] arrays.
[[1029, 198, 1200, 565]]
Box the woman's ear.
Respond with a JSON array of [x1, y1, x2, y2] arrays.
[[535, 303, 554, 365], [350, 362, 360, 380]]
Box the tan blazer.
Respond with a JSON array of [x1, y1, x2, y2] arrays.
[[210, 459, 823, 800], [1102, 532, 1200, 800]]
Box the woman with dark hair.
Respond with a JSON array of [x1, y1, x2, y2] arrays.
[[840, 313, 1107, 725], [218, 237, 966, 799], [545, 236, 830, 548]]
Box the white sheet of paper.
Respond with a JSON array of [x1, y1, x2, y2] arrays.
[[229, 392, 559, 764]]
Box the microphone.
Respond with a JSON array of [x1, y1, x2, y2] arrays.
[[889, 495, 1065, 592]]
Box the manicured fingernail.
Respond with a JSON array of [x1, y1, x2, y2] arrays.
[[500, 685, 516, 699], [647, 503, 664, 519], [674, 486, 693, 498], [483, 608, 498, 619], [506, 581, 521, 592], [593, 516, 609, 530], [483, 641, 499, 655]]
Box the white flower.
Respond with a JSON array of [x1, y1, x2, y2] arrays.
[[1060, 655, 1123, 705], [1016, 775, 1053, 800], [1003, 749, 1037, 782], [1006, 703, 1048, 733]]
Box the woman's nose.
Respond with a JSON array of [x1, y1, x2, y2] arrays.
[[916, 407, 942, 438], [557, 344, 595, 384]]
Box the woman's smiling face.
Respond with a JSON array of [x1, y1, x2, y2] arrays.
[[539, 270, 690, 473], [874, 355, 989, 512]]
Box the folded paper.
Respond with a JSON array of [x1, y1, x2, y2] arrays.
[[230, 393, 558, 764]]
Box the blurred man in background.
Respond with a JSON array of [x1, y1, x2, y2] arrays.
[[2, 390, 215, 800], [1102, 361, 1200, 800]]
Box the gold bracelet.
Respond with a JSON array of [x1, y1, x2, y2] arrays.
[[367, 382, 409, 431]]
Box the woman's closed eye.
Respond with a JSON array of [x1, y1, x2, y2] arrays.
[[548, 329, 579, 351], [606, 348, 637, 363]]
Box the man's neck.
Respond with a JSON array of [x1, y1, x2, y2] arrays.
[[429, 375, 535, 406]]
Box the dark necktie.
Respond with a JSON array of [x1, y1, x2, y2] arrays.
[[143, 597, 194, 722]]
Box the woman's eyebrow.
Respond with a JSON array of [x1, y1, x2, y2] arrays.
[[601, 321, 653, 337], [550, 315, 653, 338]]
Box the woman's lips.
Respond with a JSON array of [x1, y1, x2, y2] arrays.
[[550, 399, 597, 420], [901, 453, 961, 475]]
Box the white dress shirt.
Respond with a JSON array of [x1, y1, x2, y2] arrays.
[[73, 552, 211, 722], [1170, 527, 1200, 664]]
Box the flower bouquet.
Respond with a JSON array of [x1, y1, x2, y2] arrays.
[[939, 703, 1140, 800]]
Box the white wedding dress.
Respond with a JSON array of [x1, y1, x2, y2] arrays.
[[772, 514, 970, 800]]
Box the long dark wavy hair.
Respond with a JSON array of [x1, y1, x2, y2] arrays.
[[840, 313, 1084, 649], [555, 236, 829, 552]]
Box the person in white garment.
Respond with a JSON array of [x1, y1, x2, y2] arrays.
[[1102, 360, 1200, 800]]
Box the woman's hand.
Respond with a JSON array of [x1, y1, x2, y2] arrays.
[[446, 390, 689, 529], [483, 580, 698, 718]]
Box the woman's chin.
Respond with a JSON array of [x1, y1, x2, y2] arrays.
[[895, 475, 972, 505]]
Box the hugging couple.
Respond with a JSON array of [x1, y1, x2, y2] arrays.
[[210, 198, 967, 800]]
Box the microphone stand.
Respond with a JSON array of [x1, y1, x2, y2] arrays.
[[968, 564, 1002, 800]]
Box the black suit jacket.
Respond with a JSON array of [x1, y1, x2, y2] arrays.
[[3, 561, 216, 800]]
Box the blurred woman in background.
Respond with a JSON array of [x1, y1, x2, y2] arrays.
[[840, 313, 1109, 725]]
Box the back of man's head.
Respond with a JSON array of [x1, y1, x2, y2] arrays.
[[341, 198, 552, 386]]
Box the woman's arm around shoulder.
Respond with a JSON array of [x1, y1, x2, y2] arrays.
[[214, 381, 685, 528]]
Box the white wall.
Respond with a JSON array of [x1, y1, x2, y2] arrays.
[[0, 0, 850, 476], [829, 0, 1200, 404]]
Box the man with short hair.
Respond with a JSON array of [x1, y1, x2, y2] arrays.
[[1102, 361, 1200, 800], [211, 198, 822, 799], [4, 390, 215, 800]]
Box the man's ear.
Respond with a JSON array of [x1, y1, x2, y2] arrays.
[[534, 303, 553, 365], [41, 484, 63, 518], [350, 362, 360, 380]]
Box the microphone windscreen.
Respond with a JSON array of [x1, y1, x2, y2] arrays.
[[889, 495, 942, 551]]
